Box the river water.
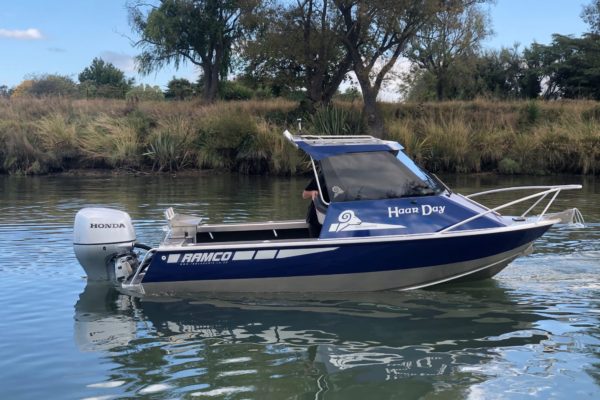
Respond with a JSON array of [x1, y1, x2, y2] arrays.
[[0, 173, 598, 399]]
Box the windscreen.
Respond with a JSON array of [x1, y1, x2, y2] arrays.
[[320, 151, 443, 202]]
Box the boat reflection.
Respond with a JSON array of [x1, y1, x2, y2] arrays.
[[74, 281, 551, 392]]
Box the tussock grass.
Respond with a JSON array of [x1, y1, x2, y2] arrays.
[[0, 97, 599, 175], [145, 116, 195, 172], [78, 116, 140, 168], [384, 99, 600, 175]]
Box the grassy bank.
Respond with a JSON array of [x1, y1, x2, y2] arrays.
[[1, 97, 599, 175]]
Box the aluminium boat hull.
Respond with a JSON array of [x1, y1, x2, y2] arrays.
[[130, 222, 553, 294]]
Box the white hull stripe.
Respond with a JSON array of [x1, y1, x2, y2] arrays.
[[255, 250, 278, 259], [232, 251, 255, 261], [135, 244, 531, 294], [276, 247, 338, 259], [167, 247, 340, 263]]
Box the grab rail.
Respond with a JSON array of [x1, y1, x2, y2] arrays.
[[124, 248, 157, 287], [439, 184, 582, 234], [465, 185, 582, 199]]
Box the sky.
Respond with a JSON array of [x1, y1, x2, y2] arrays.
[[0, 1, 592, 91]]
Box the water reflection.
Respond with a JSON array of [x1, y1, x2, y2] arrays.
[[0, 172, 597, 399], [75, 282, 560, 398]]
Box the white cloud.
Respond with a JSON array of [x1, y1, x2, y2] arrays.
[[99, 51, 136, 73], [0, 28, 43, 40]]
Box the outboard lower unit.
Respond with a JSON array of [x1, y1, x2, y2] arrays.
[[74, 208, 138, 281]]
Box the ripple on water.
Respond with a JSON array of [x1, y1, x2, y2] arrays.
[[0, 174, 599, 399]]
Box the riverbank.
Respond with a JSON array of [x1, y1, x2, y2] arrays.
[[1, 97, 599, 175]]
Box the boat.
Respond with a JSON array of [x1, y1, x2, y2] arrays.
[[73, 131, 583, 294]]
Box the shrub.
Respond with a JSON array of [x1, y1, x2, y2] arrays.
[[219, 81, 254, 101], [498, 158, 521, 174], [196, 113, 256, 170]]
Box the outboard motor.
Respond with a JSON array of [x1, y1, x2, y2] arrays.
[[74, 208, 138, 281]]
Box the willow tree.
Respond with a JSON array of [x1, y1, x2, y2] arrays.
[[129, 0, 257, 103]]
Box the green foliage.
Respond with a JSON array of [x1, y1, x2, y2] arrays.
[[498, 158, 521, 174], [196, 113, 256, 169], [126, 84, 165, 101], [520, 101, 541, 126], [407, 45, 542, 102], [0, 85, 11, 98], [528, 34, 600, 100], [129, 0, 256, 102], [243, 0, 351, 106], [310, 105, 363, 135], [78, 58, 133, 98], [17, 74, 77, 97], [2, 98, 600, 176], [165, 77, 195, 100], [145, 117, 194, 171], [335, 87, 361, 102], [407, 2, 491, 101], [219, 81, 254, 101], [582, 0, 600, 33]]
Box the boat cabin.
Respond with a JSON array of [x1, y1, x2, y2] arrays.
[[163, 133, 506, 246]]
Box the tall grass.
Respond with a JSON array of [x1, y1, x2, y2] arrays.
[[384, 99, 600, 175], [78, 116, 140, 168], [145, 116, 195, 172], [310, 105, 363, 135], [0, 97, 599, 175], [34, 113, 79, 169]]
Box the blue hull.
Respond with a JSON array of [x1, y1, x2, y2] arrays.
[[137, 224, 551, 292]]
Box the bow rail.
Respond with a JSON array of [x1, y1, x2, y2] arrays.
[[439, 184, 582, 234]]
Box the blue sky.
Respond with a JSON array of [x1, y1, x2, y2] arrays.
[[0, 1, 591, 90]]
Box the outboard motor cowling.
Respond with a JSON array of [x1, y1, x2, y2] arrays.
[[74, 208, 136, 281]]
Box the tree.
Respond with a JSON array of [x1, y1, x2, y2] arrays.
[[407, 2, 491, 100], [475, 46, 537, 99], [244, 0, 352, 108], [582, 0, 600, 33], [404, 45, 541, 101], [165, 77, 195, 100], [78, 58, 134, 98], [528, 34, 600, 100], [129, 0, 258, 103], [333, 0, 463, 134], [11, 75, 77, 97], [0, 85, 11, 98], [11, 80, 34, 98]]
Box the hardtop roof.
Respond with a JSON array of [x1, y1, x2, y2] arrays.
[[283, 131, 403, 160]]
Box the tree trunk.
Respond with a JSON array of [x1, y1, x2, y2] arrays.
[[363, 91, 384, 136], [356, 72, 385, 136], [200, 66, 220, 103], [436, 77, 444, 101]]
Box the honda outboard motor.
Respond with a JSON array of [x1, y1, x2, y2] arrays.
[[74, 208, 137, 281]]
